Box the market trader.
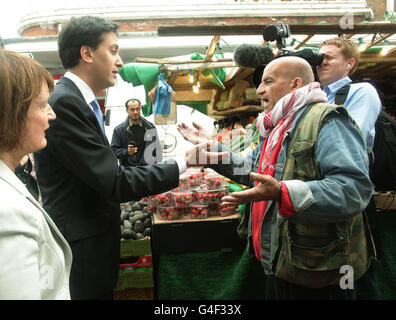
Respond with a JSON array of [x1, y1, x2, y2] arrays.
[[180, 56, 373, 299], [111, 98, 162, 166], [34, 15, 228, 300]]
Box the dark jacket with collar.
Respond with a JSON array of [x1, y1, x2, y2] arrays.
[[111, 116, 162, 167], [34, 76, 179, 299]]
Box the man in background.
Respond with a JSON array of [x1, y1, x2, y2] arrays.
[[317, 37, 381, 150], [317, 36, 382, 300], [111, 98, 162, 166]]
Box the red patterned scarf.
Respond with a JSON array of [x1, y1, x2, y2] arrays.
[[251, 82, 327, 261], [256, 82, 327, 171]]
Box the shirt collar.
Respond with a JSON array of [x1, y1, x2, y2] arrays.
[[64, 71, 96, 105], [128, 118, 143, 127], [323, 77, 352, 95]]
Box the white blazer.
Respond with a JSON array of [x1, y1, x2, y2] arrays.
[[0, 160, 72, 299]]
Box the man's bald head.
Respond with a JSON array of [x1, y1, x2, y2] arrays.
[[266, 56, 314, 85], [256, 56, 315, 113]]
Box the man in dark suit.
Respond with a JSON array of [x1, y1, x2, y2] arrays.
[[34, 16, 228, 300]]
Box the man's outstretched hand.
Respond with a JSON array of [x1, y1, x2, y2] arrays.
[[177, 122, 212, 145], [185, 141, 230, 167], [221, 172, 282, 205]]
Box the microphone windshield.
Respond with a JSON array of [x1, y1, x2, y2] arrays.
[[234, 44, 274, 69]]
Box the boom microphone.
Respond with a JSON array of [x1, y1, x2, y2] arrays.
[[233, 44, 275, 69]]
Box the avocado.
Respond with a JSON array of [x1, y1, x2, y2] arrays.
[[143, 228, 151, 236], [121, 211, 129, 222], [124, 203, 132, 212], [123, 220, 132, 230], [137, 200, 146, 208], [128, 216, 135, 224], [130, 213, 144, 224], [143, 217, 151, 228], [134, 220, 145, 233], [135, 232, 144, 240], [131, 203, 141, 212], [122, 229, 136, 240]]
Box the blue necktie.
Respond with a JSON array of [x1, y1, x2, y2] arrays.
[[90, 99, 105, 133]]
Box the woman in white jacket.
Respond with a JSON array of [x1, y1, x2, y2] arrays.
[[0, 50, 72, 299]]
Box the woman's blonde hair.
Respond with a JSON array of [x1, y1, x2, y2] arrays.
[[0, 50, 54, 152]]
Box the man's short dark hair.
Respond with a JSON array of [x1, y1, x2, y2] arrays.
[[58, 16, 118, 69], [125, 98, 142, 109]]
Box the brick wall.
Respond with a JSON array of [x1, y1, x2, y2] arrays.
[[116, 16, 356, 33], [366, 0, 387, 20], [22, 15, 368, 37], [22, 26, 58, 37]]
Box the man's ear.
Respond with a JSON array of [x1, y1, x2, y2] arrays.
[[80, 45, 94, 64], [347, 58, 355, 72], [291, 77, 303, 89]]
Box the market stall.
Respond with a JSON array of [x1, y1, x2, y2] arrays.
[[114, 22, 396, 300]]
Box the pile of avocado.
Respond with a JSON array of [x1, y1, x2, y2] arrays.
[[120, 200, 152, 240]]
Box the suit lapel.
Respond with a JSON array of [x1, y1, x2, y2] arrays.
[[57, 77, 109, 145]]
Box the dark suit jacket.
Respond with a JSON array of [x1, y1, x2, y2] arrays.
[[34, 77, 179, 299]]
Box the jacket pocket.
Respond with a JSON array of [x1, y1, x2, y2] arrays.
[[287, 223, 349, 271], [291, 140, 317, 181]]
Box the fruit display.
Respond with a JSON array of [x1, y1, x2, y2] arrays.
[[178, 178, 190, 190], [207, 203, 221, 216], [127, 172, 238, 226], [189, 172, 203, 188], [201, 188, 229, 204], [172, 190, 193, 207], [204, 174, 225, 190], [141, 196, 156, 213], [120, 200, 152, 240], [191, 188, 206, 204], [151, 192, 172, 207], [191, 204, 208, 219], [157, 205, 183, 220], [179, 169, 203, 190], [218, 203, 238, 217], [176, 206, 190, 216]]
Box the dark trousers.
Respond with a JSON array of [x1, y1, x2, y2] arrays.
[[265, 275, 357, 300], [265, 266, 377, 300], [355, 264, 378, 300], [70, 287, 114, 300], [354, 196, 379, 300]]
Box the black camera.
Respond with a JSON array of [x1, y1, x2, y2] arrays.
[[262, 24, 291, 49], [263, 24, 324, 67]]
